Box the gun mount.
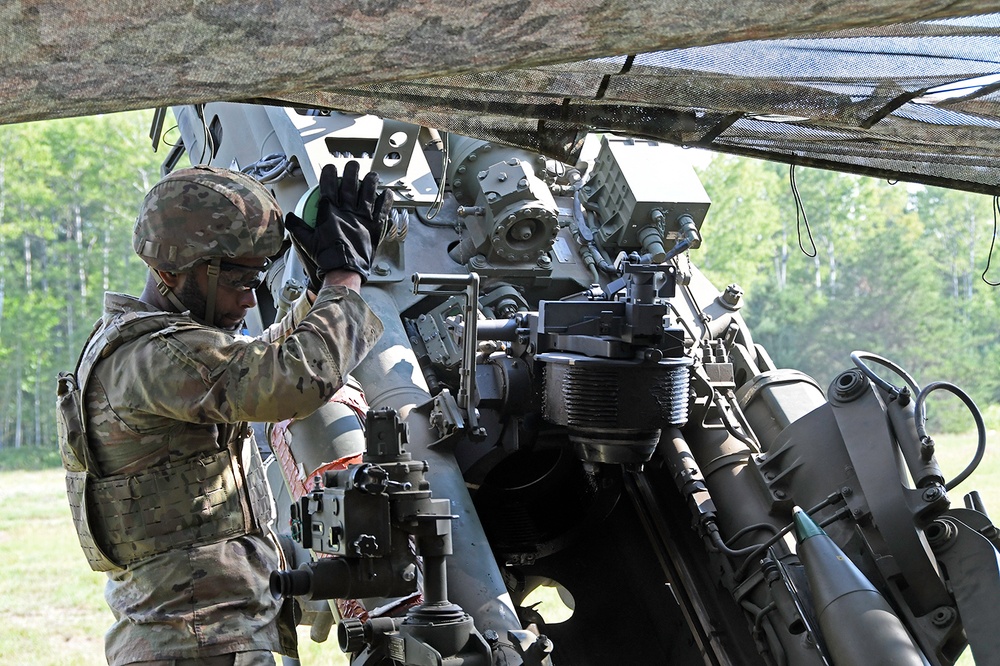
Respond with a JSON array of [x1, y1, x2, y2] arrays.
[[172, 102, 1000, 666], [272, 408, 513, 665]]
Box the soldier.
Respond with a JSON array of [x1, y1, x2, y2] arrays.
[[57, 162, 391, 665]]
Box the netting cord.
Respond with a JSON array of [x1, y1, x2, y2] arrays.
[[789, 165, 817, 258], [981, 195, 1000, 286]]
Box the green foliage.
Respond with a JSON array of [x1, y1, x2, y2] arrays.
[[0, 445, 62, 470], [698, 155, 1000, 431], [695, 154, 786, 293], [0, 111, 162, 451]]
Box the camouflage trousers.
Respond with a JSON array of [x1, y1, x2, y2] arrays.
[[129, 651, 275, 666]]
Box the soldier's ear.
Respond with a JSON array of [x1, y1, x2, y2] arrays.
[[158, 270, 182, 289]]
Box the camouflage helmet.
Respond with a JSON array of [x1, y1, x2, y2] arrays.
[[133, 166, 284, 272]]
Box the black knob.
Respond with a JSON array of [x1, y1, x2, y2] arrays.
[[338, 617, 367, 653]]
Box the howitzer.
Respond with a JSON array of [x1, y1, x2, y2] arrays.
[[171, 102, 1000, 665]]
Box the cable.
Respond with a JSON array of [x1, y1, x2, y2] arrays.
[[241, 153, 300, 183], [258, 129, 278, 160], [664, 300, 701, 344], [196, 104, 213, 166], [572, 191, 619, 276], [415, 204, 464, 229], [425, 132, 449, 220], [753, 601, 778, 637], [789, 165, 817, 258], [733, 492, 845, 581], [739, 599, 786, 666], [726, 523, 779, 548], [157, 124, 180, 149], [708, 521, 761, 557], [914, 380, 987, 490], [713, 388, 759, 450]]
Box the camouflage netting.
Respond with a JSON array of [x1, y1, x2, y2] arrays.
[[3, 1, 1000, 193], [272, 14, 1000, 195]]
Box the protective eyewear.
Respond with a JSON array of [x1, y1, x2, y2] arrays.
[[216, 259, 271, 291]]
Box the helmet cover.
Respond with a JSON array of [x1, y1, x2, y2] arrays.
[[133, 166, 284, 272]]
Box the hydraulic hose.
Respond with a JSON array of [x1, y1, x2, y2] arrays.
[[850, 350, 920, 397], [851, 350, 988, 491], [915, 381, 987, 490]]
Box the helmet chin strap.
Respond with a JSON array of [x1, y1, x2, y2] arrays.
[[204, 258, 220, 326], [152, 257, 221, 326], [154, 270, 191, 313]]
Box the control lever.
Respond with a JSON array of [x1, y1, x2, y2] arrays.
[[412, 272, 486, 438]]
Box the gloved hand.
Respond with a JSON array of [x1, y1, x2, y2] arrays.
[[285, 161, 394, 288]]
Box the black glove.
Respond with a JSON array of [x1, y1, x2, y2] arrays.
[[285, 161, 394, 287]]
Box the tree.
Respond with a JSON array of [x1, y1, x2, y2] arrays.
[[0, 111, 163, 448], [696, 154, 785, 295], [697, 153, 996, 424]]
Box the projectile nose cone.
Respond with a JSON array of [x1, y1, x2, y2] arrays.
[[792, 505, 825, 543]]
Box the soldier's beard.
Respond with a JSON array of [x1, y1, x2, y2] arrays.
[[175, 273, 244, 331], [177, 276, 236, 329], [176, 275, 207, 321]]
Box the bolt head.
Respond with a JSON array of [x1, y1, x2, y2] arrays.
[[931, 606, 957, 627], [922, 486, 943, 502]]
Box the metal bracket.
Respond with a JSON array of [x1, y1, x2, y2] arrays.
[[933, 511, 1000, 665], [412, 272, 487, 440], [828, 377, 952, 615]]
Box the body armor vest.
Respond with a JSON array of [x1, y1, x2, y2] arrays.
[[57, 310, 274, 572]]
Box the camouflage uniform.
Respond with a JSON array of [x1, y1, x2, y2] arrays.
[[60, 166, 384, 665], [90, 285, 381, 665]]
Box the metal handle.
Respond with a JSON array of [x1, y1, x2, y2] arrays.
[[411, 273, 484, 437]]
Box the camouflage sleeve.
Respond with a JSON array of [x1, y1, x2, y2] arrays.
[[148, 285, 383, 424], [257, 292, 313, 345]]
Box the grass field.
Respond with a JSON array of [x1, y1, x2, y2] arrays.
[[0, 466, 348, 665], [0, 429, 993, 664]]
